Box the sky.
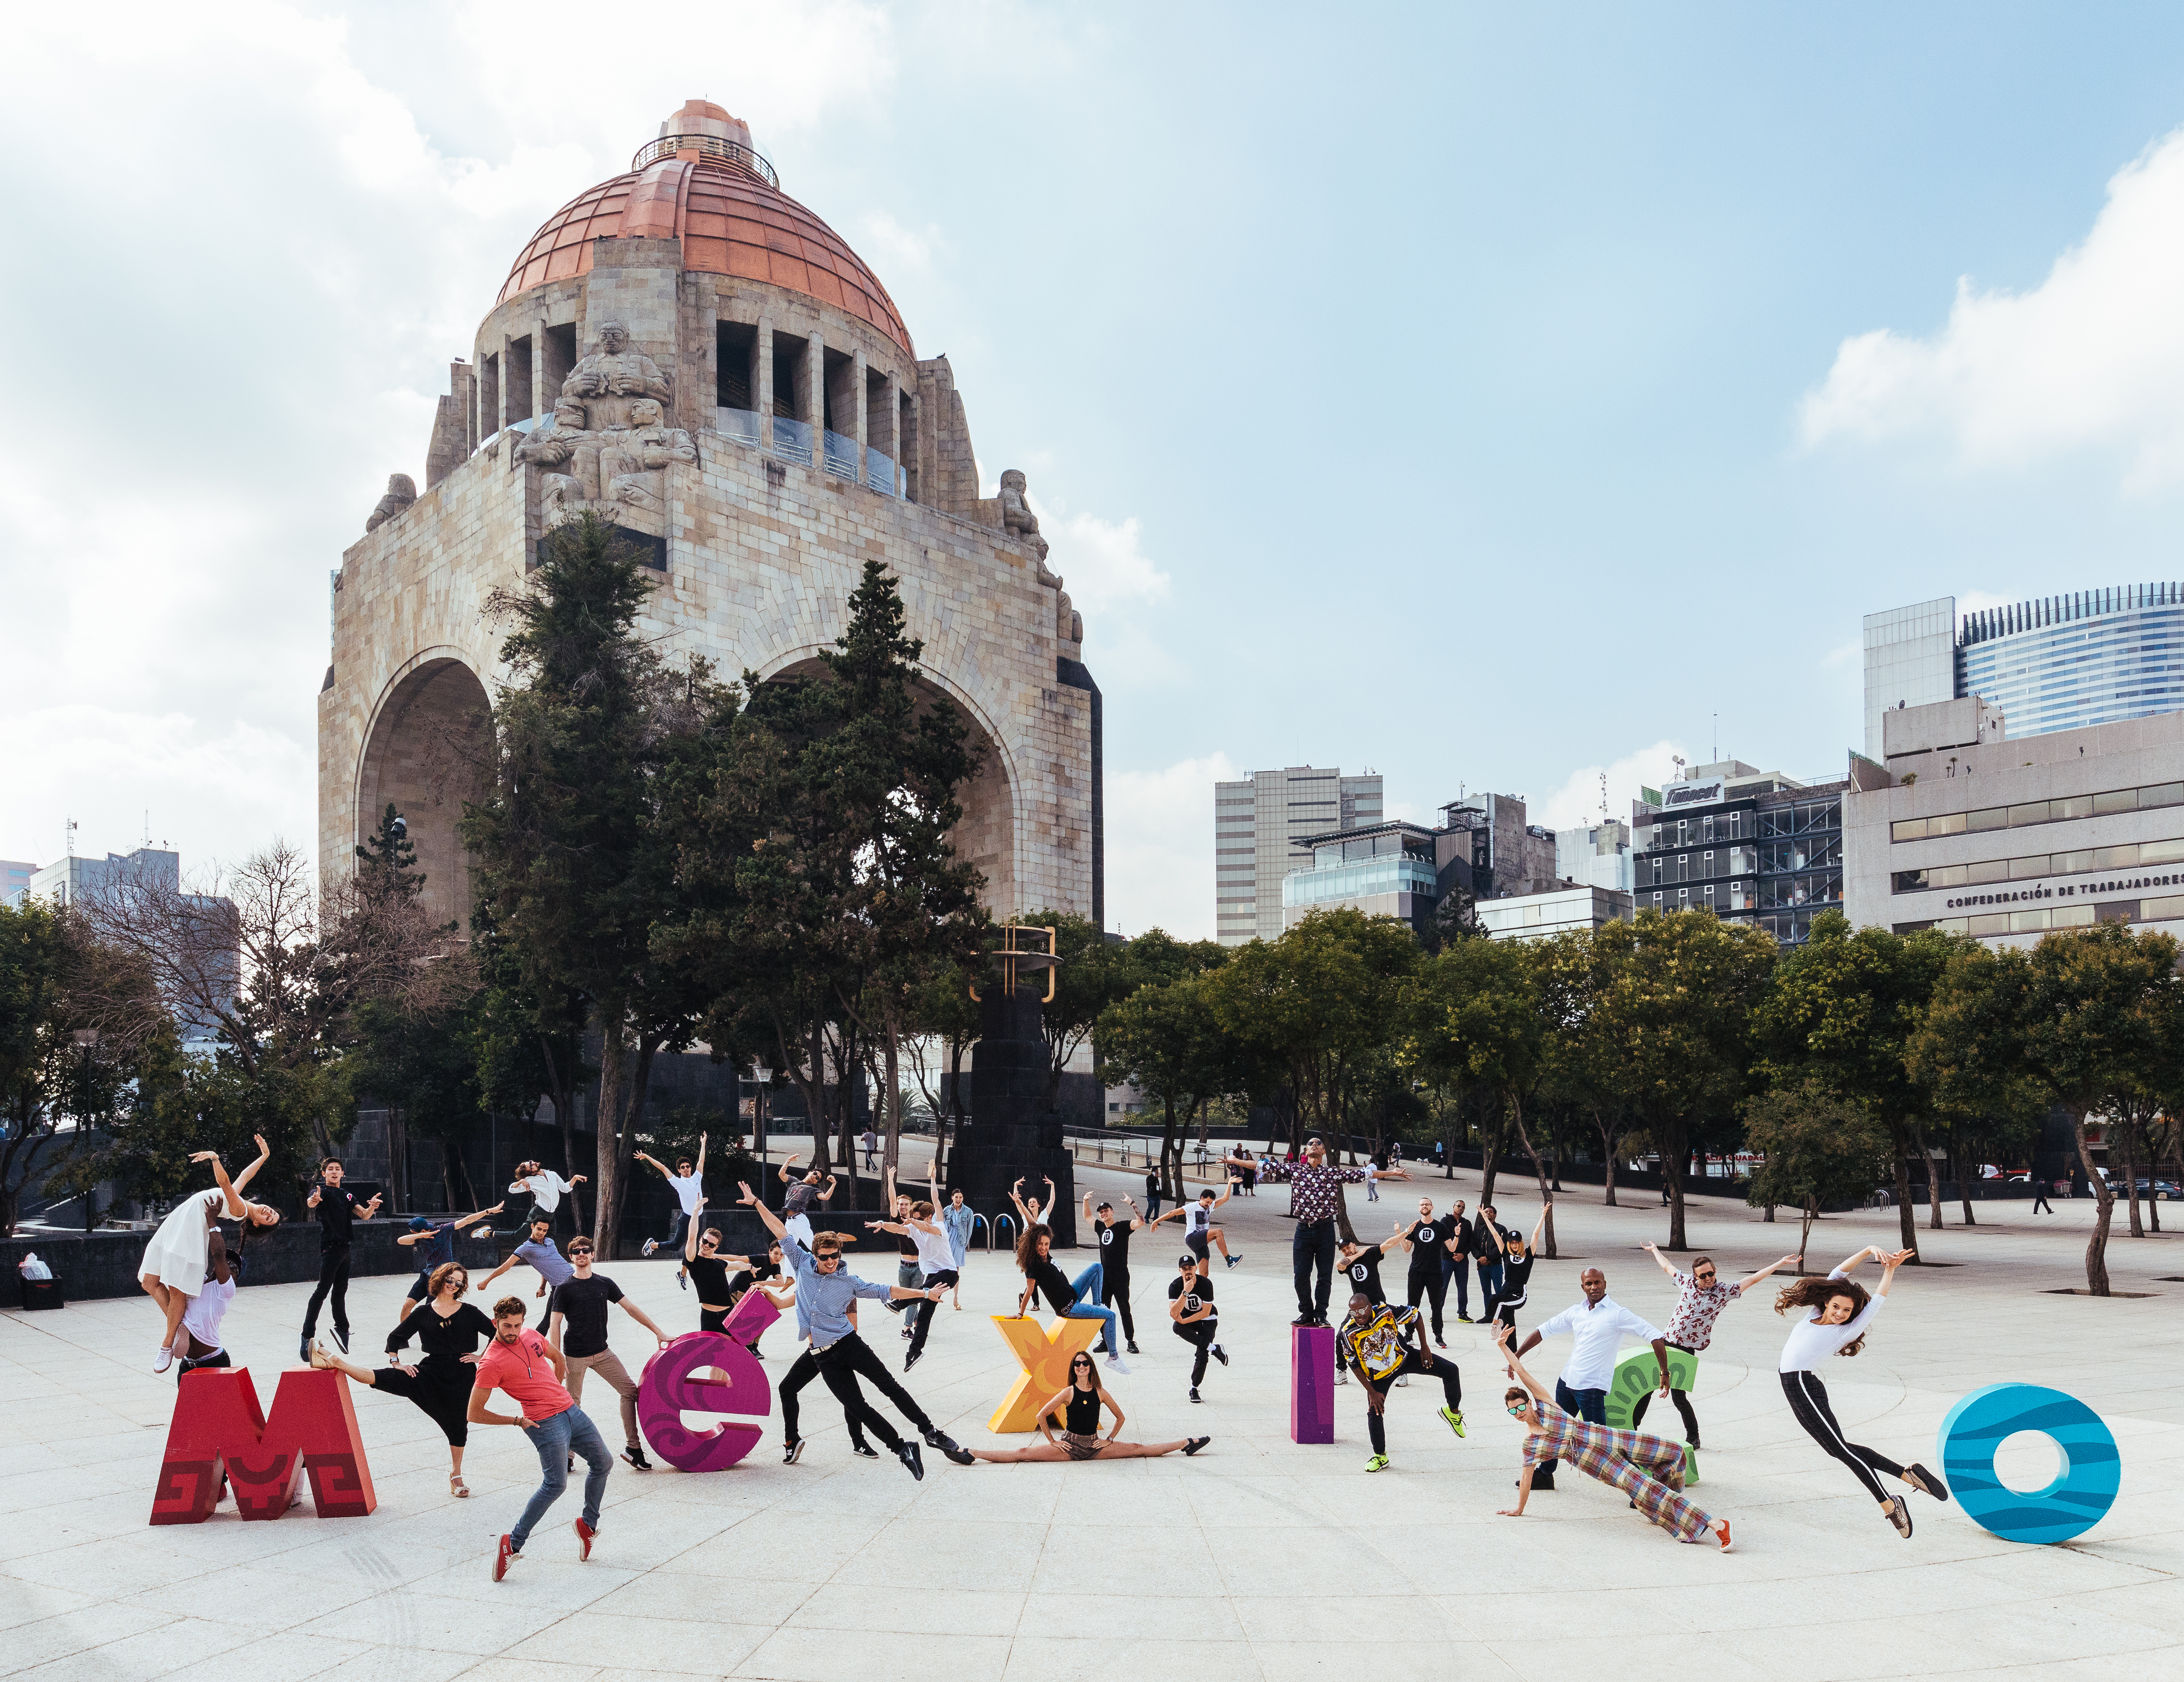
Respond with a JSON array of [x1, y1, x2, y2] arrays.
[[10, 3, 2184, 939]]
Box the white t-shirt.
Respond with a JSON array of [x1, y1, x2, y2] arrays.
[[1365, 1164, 1379, 1184], [910, 1220, 957, 1273], [513, 1170, 573, 1212], [1183, 1204, 1214, 1238], [1779, 1270, 1886, 1373], [182, 1275, 237, 1354], [665, 1172, 704, 1216]]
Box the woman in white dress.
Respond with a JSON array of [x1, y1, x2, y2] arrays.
[[139, 1135, 279, 1372]]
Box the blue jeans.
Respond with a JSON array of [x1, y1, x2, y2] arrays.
[[1476, 1258, 1503, 1318], [1536, 1379, 1607, 1479], [1060, 1261, 1121, 1355], [513, 1405, 610, 1550]]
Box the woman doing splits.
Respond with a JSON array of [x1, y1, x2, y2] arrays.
[[1496, 1326, 1732, 1549], [971, 1352, 1210, 1463], [312, 1261, 496, 1497], [1776, 1246, 1949, 1538], [138, 1135, 280, 1372]]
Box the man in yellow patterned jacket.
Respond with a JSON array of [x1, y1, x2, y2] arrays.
[[1335, 1292, 1467, 1473]]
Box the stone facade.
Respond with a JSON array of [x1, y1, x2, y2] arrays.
[[322, 104, 1099, 933]]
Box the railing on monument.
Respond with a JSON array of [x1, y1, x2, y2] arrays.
[[822, 429, 861, 480], [715, 407, 760, 446], [772, 416, 814, 467], [629, 133, 781, 191]]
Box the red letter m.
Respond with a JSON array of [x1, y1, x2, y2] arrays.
[[150, 1367, 377, 1525]]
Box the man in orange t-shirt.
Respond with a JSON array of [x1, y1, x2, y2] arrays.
[[469, 1295, 614, 1581]]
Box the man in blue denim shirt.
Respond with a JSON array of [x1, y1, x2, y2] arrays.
[[740, 1183, 974, 1478]]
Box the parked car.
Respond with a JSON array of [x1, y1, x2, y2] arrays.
[[2127, 1178, 2177, 1200]]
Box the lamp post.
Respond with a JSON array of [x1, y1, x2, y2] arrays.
[[751, 1065, 773, 1172]]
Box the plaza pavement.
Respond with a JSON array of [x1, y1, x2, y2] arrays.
[[2, 1159, 2178, 1682]]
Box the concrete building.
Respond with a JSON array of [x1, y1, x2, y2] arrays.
[[1216, 767, 1382, 945], [1476, 884, 1633, 943], [1, 860, 33, 908], [30, 847, 183, 908], [323, 99, 1102, 934], [1843, 697, 2184, 949], [1438, 792, 1560, 902], [1866, 586, 2184, 757], [1555, 820, 1633, 893], [1631, 762, 1848, 947]]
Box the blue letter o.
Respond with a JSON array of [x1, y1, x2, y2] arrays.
[[1939, 1383, 2119, 1545]]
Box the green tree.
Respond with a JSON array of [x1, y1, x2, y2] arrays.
[[1589, 909, 1777, 1250], [1909, 921, 2179, 1295], [1536, 927, 1636, 1207], [1743, 1079, 1894, 1265], [1099, 965, 1243, 1204], [463, 514, 733, 1257], [1754, 910, 1959, 1257]]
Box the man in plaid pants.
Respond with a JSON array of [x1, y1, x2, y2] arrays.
[[1494, 1326, 1731, 1549]]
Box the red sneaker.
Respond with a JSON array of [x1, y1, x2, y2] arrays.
[[1713, 1519, 1733, 1553], [574, 1516, 596, 1562], [493, 1535, 518, 1582]]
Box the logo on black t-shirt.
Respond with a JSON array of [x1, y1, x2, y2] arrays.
[[1349, 1263, 1370, 1283], [1099, 1228, 1113, 1246]]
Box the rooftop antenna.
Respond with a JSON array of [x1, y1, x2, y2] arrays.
[[1712, 714, 1718, 762], [1599, 770, 1608, 824], [65, 817, 77, 859]]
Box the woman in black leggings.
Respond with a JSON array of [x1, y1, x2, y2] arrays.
[[310, 1261, 494, 1498], [970, 1352, 1208, 1462], [1776, 1246, 1949, 1539]]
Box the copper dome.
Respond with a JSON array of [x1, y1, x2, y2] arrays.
[[496, 102, 912, 356]]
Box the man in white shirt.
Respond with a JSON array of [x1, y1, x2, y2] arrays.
[[636, 1135, 707, 1260], [510, 1162, 586, 1237], [1509, 1267, 1669, 1489]]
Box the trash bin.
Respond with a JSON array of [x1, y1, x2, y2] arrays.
[[19, 1274, 63, 1311]]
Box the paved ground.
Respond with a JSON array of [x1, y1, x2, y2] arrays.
[[3, 1159, 2179, 1681]]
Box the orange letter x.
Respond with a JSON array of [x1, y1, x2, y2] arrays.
[[987, 1313, 1105, 1433]]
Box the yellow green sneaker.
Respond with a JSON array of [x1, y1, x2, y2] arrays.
[[1364, 1453, 1391, 1473], [1440, 1406, 1466, 1439]]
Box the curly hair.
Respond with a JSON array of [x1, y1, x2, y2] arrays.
[[491, 1294, 529, 1320], [426, 1261, 467, 1300], [1774, 1275, 1872, 1356], [1015, 1223, 1052, 1274]]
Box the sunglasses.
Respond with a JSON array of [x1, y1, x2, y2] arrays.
[[1694, 1270, 1716, 1281], [569, 1248, 594, 1256], [1506, 1403, 1528, 1416]]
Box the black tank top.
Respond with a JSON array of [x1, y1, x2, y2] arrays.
[[1062, 1385, 1101, 1433]]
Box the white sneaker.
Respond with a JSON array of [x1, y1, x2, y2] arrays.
[[641, 1239, 657, 1257], [1334, 1370, 1349, 1385], [153, 1344, 174, 1373], [1104, 1354, 1132, 1375], [1394, 1376, 1409, 1387]]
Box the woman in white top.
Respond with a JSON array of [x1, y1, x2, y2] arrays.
[[1776, 1245, 1949, 1538], [139, 1135, 279, 1372]]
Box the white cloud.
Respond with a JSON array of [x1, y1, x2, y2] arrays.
[[1056, 512, 1170, 615], [857, 211, 948, 275], [1104, 751, 1240, 941], [1799, 125, 2184, 488], [1533, 740, 1691, 830]]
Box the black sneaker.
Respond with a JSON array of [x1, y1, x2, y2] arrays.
[[298, 1333, 311, 1363], [904, 1350, 923, 1372], [620, 1444, 653, 1471], [1903, 1463, 1951, 1503], [1126, 1341, 1140, 1354], [895, 1441, 925, 1481], [1290, 1314, 1315, 1326], [925, 1432, 975, 1467], [783, 1438, 807, 1465], [850, 1441, 879, 1457], [747, 1343, 765, 1362], [678, 1272, 688, 1291], [332, 1329, 350, 1355], [1211, 1345, 1229, 1368], [1189, 1387, 1202, 1403]]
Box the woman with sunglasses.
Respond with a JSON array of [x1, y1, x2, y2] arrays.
[[311, 1259, 495, 1497], [684, 1202, 775, 1335], [970, 1351, 1210, 1463], [1631, 1242, 1801, 1449]]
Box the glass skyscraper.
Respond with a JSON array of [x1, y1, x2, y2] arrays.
[[1955, 585, 2184, 738]]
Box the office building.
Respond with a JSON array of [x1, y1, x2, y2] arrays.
[[1476, 883, 1633, 942], [30, 847, 185, 908], [2, 860, 34, 908], [1843, 697, 2184, 949], [1631, 761, 1848, 947], [1280, 819, 1453, 937], [1216, 767, 1383, 944], [1555, 820, 1633, 893], [1866, 586, 2184, 758]]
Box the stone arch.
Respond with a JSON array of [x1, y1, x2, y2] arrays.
[[753, 647, 1018, 916], [355, 651, 493, 932]]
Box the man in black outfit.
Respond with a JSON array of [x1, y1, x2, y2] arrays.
[[1441, 1198, 1475, 1323], [301, 1157, 380, 1360], [1085, 1193, 1145, 1354], [1470, 1201, 1511, 1321], [1402, 1197, 1457, 1346]]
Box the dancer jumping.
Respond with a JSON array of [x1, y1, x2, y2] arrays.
[[1336, 1291, 1465, 1471], [1084, 1191, 1146, 1353], [1400, 1197, 1462, 1347], [398, 1202, 503, 1311], [508, 1161, 585, 1235], [547, 1235, 672, 1472], [775, 1154, 836, 1257], [637, 1133, 707, 1259], [1776, 1245, 1949, 1539], [1151, 1178, 1241, 1269], [1167, 1251, 1227, 1403], [1495, 1325, 1732, 1550], [1015, 1224, 1130, 1372], [470, 1296, 614, 1580], [138, 1135, 278, 1372], [1509, 1251, 1666, 1490], [1632, 1241, 1801, 1449], [888, 1167, 961, 1371], [971, 1351, 1210, 1463], [472, 1216, 574, 1330], [301, 1157, 381, 1360], [314, 1259, 494, 1497], [742, 1183, 975, 1476]]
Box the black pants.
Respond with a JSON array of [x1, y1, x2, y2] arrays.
[[1782, 1369, 1903, 1505], [375, 1362, 474, 1446], [177, 1349, 231, 1381], [1630, 1341, 1703, 1447], [303, 1243, 351, 1338], [1101, 1270, 1136, 1342], [1173, 1317, 1218, 1385], [1406, 1267, 1448, 1339], [1363, 1349, 1463, 1455], [1292, 1220, 1337, 1318], [1441, 1250, 1469, 1318], [907, 1270, 959, 1359], [781, 1348, 870, 1450], [2032, 1191, 2053, 1212], [813, 1332, 934, 1452]]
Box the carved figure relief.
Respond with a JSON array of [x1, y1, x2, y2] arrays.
[[523, 323, 686, 531], [365, 474, 416, 534], [998, 468, 1049, 563], [602, 398, 697, 515], [561, 320, 672, 431]]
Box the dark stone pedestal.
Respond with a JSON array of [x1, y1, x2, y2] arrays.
[[952, 980, 1076, 1248]]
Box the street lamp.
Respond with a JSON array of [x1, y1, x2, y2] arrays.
[[750, 1065, 773, 1170]]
